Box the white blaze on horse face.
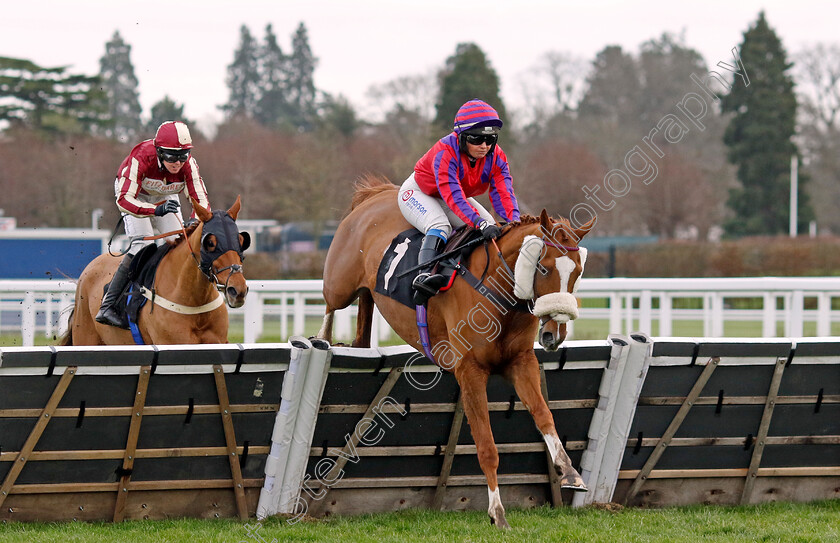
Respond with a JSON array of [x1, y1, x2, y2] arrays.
[[558, 247, 587, 294], [555, 255, 575, 293]]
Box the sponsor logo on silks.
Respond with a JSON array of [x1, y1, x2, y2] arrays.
[[142, 178, 185, 194], [402, 189, 413, 202], [406, 197, 427, 215]]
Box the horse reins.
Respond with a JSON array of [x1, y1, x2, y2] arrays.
[[109, 218, 245, 298]]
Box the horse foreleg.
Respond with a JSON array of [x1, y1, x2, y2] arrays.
[[455, 362, 509, 529], [507, 352, 587, 492], [317, 308, 334, 343], [352, 289, 374, 348]]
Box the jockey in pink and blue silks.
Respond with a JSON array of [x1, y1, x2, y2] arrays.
[[95, 120, 210, 328], [398, 99, 520, 305]]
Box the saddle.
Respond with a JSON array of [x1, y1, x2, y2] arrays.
[[102, 243, 172, 329], [374, 226, 482, 308]]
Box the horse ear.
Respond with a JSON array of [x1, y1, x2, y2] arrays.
[[190, 197, 213, 222], [227, 195, 242, 221], [572, 215, 597, 242], [239, 231, 251, 252], [539, 209, 551, 230]]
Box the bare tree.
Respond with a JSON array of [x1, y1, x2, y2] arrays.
[[364, 71, 437, 123], [795, 43, 840, 233], [517, 51, 588, 128], [796, 43, 840, 133]]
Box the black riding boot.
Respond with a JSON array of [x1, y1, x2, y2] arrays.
[[95, 254, 133, 328], [412, 235, 448, 305]]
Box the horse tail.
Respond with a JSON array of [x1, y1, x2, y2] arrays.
[[351, 175, 397, 210], [56, 306, 74, 346]]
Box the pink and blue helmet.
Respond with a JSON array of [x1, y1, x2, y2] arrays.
[[453, 99, 503, 135]]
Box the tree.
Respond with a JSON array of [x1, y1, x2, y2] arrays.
[[285, 22, 318, 131], [721, 11, 813, 236], [796, 44, 840, 133], [365, 72, 437, 124], [98, 30, 142, 142], [320, 94, 359, 137], [146, 96, 194, 134], [578, 46, 641, 129], [518, 51, 587, 132], [637, 33, 708, 125], [254, 23, 288, 128], [434, 43, 507, 132], [0, 56, 106, 134], [222, 25, 260, 119], [795, 43, 840, 233]]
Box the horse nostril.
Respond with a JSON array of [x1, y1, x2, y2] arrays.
[[227, 287, 239, 299], [541, 331, 554, 345]]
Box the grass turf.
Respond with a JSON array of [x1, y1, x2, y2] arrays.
[[1, 500, 838, 542]]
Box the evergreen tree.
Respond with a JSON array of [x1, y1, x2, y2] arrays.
[[254, 24, 288, 128], [434, 43, 506, 132], [722, 11, 813, 236], [98, 30, 142, 142], [146, 96, 193, 134], [222, 25, 260, 118], [320, 94, 358, 137], [578, 46, 641, 128], [0, 56, 106, 134], [285, 22, 318, 131]]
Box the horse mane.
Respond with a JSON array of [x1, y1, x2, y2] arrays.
[[351, 175, 397, 210], [503, 214, 572, 230], [163, 221, 201, 247]]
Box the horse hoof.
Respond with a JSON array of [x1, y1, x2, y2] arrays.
[[561, 482, 588, 492], [490, 515, 511, 530]]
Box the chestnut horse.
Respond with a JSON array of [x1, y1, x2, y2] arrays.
[[317, 177, 595, 528], [59, 197, 249, 346]]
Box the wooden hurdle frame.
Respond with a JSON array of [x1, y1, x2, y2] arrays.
[[1, 337, 837, 522]]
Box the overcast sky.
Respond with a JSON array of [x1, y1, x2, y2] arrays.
[[3, 1, 839, 133]]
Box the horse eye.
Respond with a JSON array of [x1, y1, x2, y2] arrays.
[[202, 234, 218, 251]]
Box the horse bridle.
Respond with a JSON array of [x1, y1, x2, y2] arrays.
[[491, 232, 581, 321], [191, 212, 248, 301]]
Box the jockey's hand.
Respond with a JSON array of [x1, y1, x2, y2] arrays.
[[154, 200, 180, 217], [477, 220, 502, 241]]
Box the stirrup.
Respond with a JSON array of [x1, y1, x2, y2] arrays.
[[412, 272, 447, 305]]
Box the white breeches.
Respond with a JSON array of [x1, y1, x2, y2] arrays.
[[114, 180, 183, 256], [398, 173, 494, 241]]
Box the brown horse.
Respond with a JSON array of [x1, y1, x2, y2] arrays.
[[317, 177, 595, 528], [59, 197, 249, 346]]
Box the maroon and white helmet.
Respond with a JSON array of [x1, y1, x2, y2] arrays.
[[154, 121, 193, 151]]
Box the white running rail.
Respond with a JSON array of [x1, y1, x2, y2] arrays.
[[2, 277, 839, 346]]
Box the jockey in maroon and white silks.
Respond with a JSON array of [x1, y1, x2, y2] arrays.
[[114, 122, 209, 257], [115, 140, 208, 218], [97, 121, 210, 329], [398, 99, 521, 305]]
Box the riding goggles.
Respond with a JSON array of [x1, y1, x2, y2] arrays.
[[464, 133, 498, 146], [159, 149, 191, 163]]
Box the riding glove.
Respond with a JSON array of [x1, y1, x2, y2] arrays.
[[154, 200, 180, 217], [477, 220, 502, 240]]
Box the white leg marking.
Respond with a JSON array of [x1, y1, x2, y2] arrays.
[[488, 486, 503, 515], [543, 433, 561, 464], [317, 311, 333, 339]]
